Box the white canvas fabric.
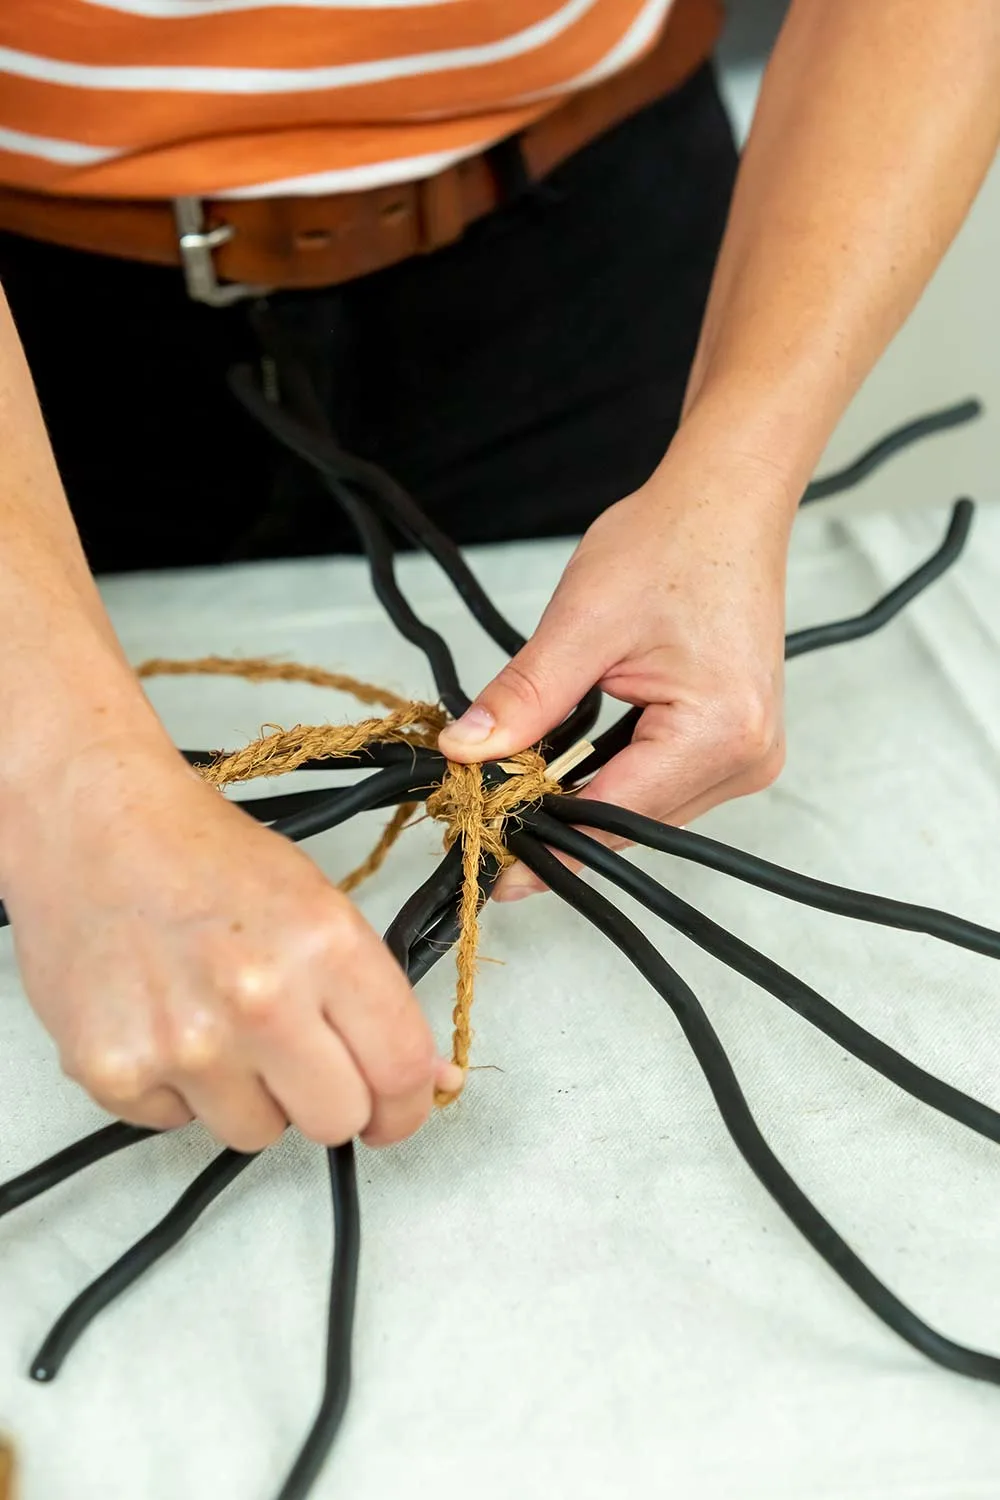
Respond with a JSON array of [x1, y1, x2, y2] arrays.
[[2, 495, 1000, 1500]]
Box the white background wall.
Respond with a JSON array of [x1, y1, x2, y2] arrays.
[[716, 1, 1000, 517]]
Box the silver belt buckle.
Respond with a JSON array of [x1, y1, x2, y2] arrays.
[[173, 197, 270, 307]]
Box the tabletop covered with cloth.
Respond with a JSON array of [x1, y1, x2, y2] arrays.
[[2, 490, 1000, 1500]]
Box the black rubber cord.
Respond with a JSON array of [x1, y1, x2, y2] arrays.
[[528, 811, 1000, 1145], [786, 499, 973, 658], [235, 786, 361, 825], [230, 361, 603, 756], [229, 364, 523, 657], [0, 389, 989, 1500], [233, 757, 443, 827], [542, 795, 1000, 959], [802, 399, 982, 504], [273, 1142, 361, 1500], [320, 471, 470, 718], [269, 763, 434, 843], [176, 747, 444, 831], [395, 851, 502, 985], [383, 842, 465, 973], [510, 831, 1000, 1384], [0, 1122, 157, 1220], [30, 1148, 257, 1381]]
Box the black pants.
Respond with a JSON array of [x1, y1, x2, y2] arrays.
[[0, 63, 737, 575]]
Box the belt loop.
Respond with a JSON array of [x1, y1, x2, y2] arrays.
[[484, 136, 533, 203], [417, 167, 466, 253]]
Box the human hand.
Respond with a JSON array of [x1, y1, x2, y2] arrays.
[[2, 739, 460, 1150], [438, 446, 794, 898]]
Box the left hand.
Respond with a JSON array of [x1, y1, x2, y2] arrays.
[[437, 447, 793, 899]]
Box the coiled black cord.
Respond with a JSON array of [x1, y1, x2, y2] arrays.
[[802, 398, 981, 503], [510, 831, 1000, 1385], [1, 391, 992, 1498], [268, 763, 435, 843], [529, 811, 1000, 1144], [273, 1143, 360, 1500], [318, 469, 470, 718], [541, 796, 1000, 959], [30, 1149, 257, 1382], [0, 1122, 156, 1220], [383, 842, 465, 973], [786, 498, 973, 658], [229, 357, 525, 658], [228, 362, 603, 754]]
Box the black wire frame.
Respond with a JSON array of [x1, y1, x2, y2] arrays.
[[0, 382, 996, 1498]]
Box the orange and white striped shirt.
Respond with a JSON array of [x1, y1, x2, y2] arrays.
[[0, 0, 686, 201]]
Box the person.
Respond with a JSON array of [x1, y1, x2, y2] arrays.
[[0, 0, 998, 1157]]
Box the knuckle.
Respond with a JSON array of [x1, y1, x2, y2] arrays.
[[217, 898, 372, 1029], [494, 658, 547, 719], [724, 686, 778, 767], [314, 897, 367, 964], [168, 1014, 226, 1074], [283, 888, 367, 970], [226, 960, 284, 1023], [65, 1045, 156, 1102], [748, 739, 786, 791]]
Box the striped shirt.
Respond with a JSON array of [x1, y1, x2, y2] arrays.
[[0, 0, 682, 201]]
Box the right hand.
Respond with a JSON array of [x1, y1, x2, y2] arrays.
[[1, 737, 459, 1152]]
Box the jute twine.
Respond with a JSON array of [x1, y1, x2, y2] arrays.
[[137, 656, 564, 1102]]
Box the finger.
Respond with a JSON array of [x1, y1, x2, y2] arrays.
[[629, 762, 772, 835], [579, 715, 737, 825], [62, 1030, 192, 1127], [319, 926, 441, 1147], [494, 707, 734, 900], [437, 596, 611, 764], [493, 857, 552, 902], [179, 1065, 288, 1153], [500, 727, 783, 899], [493, 768, 739, 903], [257, 1018, 373, 1146], [493, 805, 709, 902], [90, 1084, 194, 1132], [326, 985, 436, 1148]]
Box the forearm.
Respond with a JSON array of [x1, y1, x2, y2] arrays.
[[0, 290, 169, 816], [676, 0, 1000, 499]]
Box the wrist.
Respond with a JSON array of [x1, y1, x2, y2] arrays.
[[674, 365, 848, 512], [0, 645, 180, 869], [639, 393, 812, 542], [0, 736, 200, 902]]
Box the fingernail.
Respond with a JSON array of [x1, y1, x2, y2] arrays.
[[435, 1060, 466, 1095], [441, 704, 495, 747]]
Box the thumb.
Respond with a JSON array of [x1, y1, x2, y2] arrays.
[[438, 609, 606, 763]]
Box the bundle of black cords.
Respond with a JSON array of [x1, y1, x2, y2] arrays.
[[0, 376, 994, 1500]]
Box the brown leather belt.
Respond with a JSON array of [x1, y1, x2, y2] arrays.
[[0, 0, 721, 306]]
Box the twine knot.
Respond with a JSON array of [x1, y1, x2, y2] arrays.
[[426, 749, 561, 866]]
